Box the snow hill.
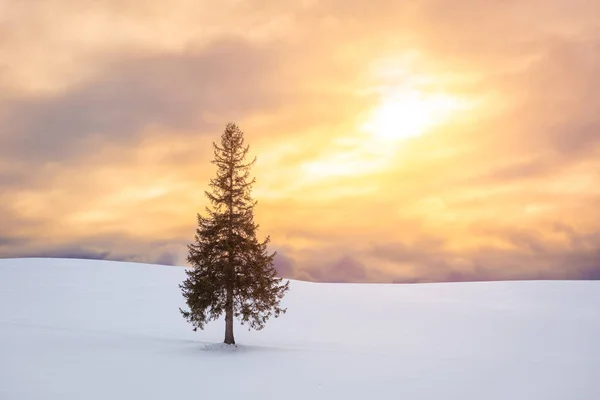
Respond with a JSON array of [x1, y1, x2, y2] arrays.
[[0, 258, 599, 399]]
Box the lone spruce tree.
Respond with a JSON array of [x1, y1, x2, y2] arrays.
[[179, 122, 289, 345]]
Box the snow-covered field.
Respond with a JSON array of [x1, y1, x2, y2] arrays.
[[0, 258, 598, 399]]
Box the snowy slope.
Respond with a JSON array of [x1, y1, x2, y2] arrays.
[[0, 258, 598, 399]]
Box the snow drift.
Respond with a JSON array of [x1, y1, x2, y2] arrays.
[[1, 258, 598, 399]]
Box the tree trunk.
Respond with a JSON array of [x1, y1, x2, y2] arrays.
[[224, 284, 235, 344], [224, 163, 235, 345]]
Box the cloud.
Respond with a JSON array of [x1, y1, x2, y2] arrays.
[[0, 37, 284, 166], [273, 252, 296, 279], [1, 0, 600, 284], [0, 235, 26, 248], [370, 226, 600, 283], [154, 251, 180, 266], [14, 247, 113, 261], [0, 227, 189, 267], [301, 255, 368, 283]]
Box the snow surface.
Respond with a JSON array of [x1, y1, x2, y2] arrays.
[[0, 258, 599, 399]]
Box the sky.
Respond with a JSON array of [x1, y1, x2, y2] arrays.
[[1, 0, 599, 283]]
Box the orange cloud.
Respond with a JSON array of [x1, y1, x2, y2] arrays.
[[1, 0, 599, 282]]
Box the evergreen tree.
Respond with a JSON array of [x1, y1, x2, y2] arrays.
[[179, 122, 289, 345]]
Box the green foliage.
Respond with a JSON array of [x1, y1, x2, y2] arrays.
[[179, 123, 289, 338]]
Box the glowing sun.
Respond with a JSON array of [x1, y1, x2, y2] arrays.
[[360, 88, 467, 142]]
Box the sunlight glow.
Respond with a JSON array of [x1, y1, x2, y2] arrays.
[[360, 88, 468, 142], [297, 86, 475, 184]]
